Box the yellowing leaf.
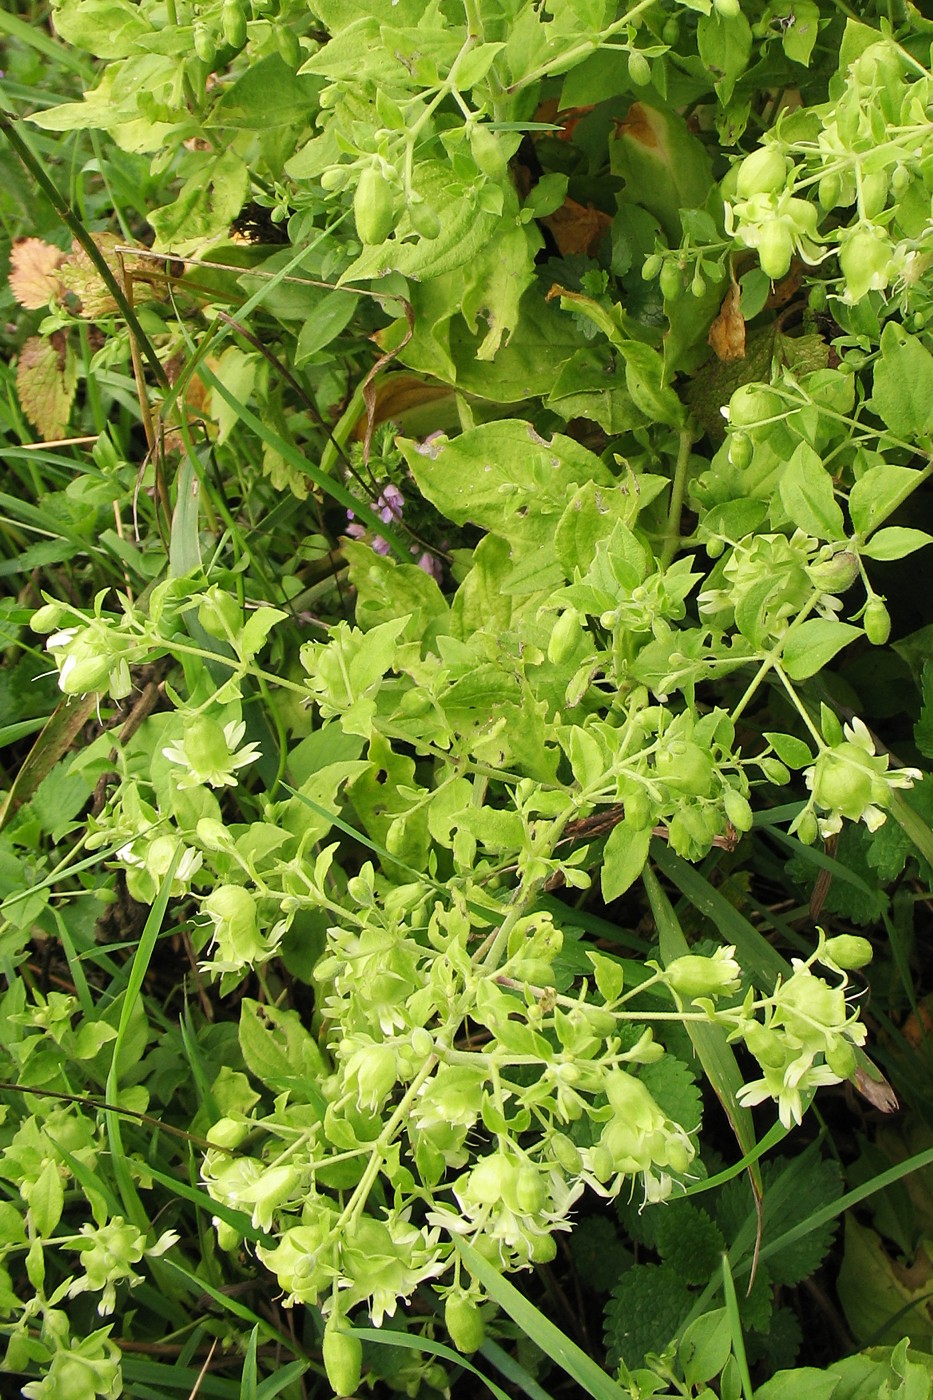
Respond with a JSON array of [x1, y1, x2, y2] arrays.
[[58, 232, 146, 318], [16, 334, 77, 440], [8, 238, 66, 309]]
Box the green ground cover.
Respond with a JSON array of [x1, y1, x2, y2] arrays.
[[2, 0, 933, 1394]]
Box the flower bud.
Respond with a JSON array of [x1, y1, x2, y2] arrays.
[[323, 1322, 362, 1398], [863, 597, 891, 645], [665, 948, 741, 1001], [445, 1293, 485, 1353], [207, 1116, 250, 1150], [628, 49, 651, 86], [821, 934, 873, 970], [735, 146, 788, 199], [839, 226, 894, 303], [31, 602, 64, 634]]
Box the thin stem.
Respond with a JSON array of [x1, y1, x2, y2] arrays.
[[660, 427, 694, 569]]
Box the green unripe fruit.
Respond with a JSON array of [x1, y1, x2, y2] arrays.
[[469, 124, 508, 179], [197, 588, 241, 640], [728, 430, 753, 469], [822, 933, 873, 969], [548, 607, 583, 665], [628, 49, 652, 86], [354, 166, 395, 245], [642, 251, 663, 280], [662, 17, 680, 44], [193, 23, 217, 65], [818, 172, 842, 210], [860, 169, 888, 220], [323, 1323, 362, 1397], [320, 166, 348, 192], [808, 548, 859, 594], [445, 1294, 485, 1354], [408, 199, 441, 240], [891, 164, 910, 197], [724, 786, 754, 832], [221, 0, 248, 49], [207, 1116, 250, 1149], [759, 756, 790, 785], [728, 383, 783, 427], [691, 270, 706, 297], [755, 222, 795, 280], [659, 260, 683, 301], [863, 596, 891, 645], [31, 602, 64, 634], [735, 146, 788, 199], [794, 807, 819, 844], [275, 24, 300, 67]]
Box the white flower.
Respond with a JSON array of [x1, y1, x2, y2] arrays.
[[162, 715, 261, 790]]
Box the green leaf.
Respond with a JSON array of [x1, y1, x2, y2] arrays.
[[601, 821, 652, 901], [754, 1367, 839, 1400], [779, 443, 846, 542], [400, 421, 612, 550], [455, 1238, 629, 1400], [697, 8, 753, 103], [870, 323, 933, 440], [643, 864, 763, 1194], [604, 1264, 694, 1371], [610, 102, 715, 245], [209, 54, 324, 129], [849, 464, 923, 537], [764, 731, 813, 770], [50, 0, 149, 59], [678, 1308, 732, 1387], [778, 0, 820, 64], [24, 1157, 64, 1236], [780, 619, 861, 681], [238, 999, 327, 1103], [859, 527, 933, 562]]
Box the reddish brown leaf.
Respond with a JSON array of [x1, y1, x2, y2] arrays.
[[708, 282, 746, 362], [542, 198, 613, 257], [58, 233, 126, 317], [16, 332, 77, 439], [8, 237, 66, 309]]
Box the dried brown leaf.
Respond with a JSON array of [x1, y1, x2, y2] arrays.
[[708, 281, 746, 362], [58, 233, 127, 317], [8, 238, 66, 309], [16, 333, 77, 439], [542, 198, 613, 257]]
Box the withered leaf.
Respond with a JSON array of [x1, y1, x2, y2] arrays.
[[542, 198, 613, 257], [8, 237, 66, 310], [58, 233, 126, 317], [708, 281, 746, 362], [16, 333, 77, 440]]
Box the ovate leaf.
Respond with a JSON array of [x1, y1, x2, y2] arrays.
[[870, 324, 933, 440], [8, 238, 65, 309], [601, 821, 652, 902], [779, 442, 846, 541], [850, 465, 922, 537], [781, 619, 861, 681], [16, 334, 77, 440], [859, 527, 933, 562]]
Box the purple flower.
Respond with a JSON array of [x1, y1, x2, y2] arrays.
[[377, 484, 405, 525]]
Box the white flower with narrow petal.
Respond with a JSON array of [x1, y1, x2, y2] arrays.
[[163, 715, 261, 790]]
